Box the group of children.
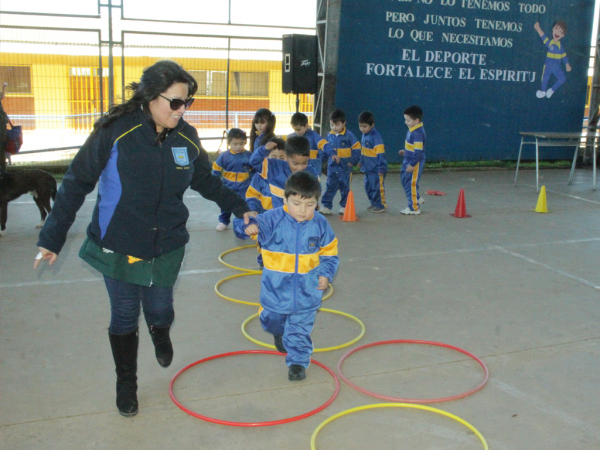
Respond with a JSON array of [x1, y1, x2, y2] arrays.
[[211, 105, 426, 381]]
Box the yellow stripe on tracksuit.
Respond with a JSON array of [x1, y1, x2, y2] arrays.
[[411, 162, 419, 210], [269, 184, 285, 199], [362, 144, 385, 158], [222, 171, 249, 182], [262, 237, 338, 274], [262, 250, 319, 274], [379, 174, 387, 207], [246, 185, 273, 210]]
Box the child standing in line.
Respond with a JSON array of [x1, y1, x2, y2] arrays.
[[288, 112, 338, 177], [250, 108, 276, 153], [358, 111, 388, 213], [266, 137, 286, 161], [320, 108, 361, 216], [212, 128, 253, 230], [399, 105, 426, 215], [234, 171, 339, 381], [245, 135, 319, 212]]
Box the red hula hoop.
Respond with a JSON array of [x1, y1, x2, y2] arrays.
[[169, 350, 340, 426], [337, 339, 489, 403]]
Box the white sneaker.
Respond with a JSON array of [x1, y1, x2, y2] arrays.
[[546, 88, 554, 98], [536, 90, 546, 98], [401, 207, 421, 215], [338, 207, 345, 215], [417, 198, 425, 205], [319, 206, 332, 215], [216, 223, 228, 231]]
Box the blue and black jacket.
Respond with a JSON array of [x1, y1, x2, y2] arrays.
[[38, 108, 249, 260], [288, 129, 337, 175], [233, 206, 339, 314]]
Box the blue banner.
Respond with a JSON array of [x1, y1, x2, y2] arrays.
[[336, 0, 594, 162]]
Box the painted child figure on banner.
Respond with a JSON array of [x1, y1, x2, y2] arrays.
[[399, 105, 426, 215], [534, 20, 571, 99], [233, 171, 339, 381]]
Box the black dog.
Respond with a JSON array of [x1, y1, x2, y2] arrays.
[[0, 169, 57, 236]]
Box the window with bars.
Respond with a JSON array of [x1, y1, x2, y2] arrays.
[[0, 66, 32, 94], [189, 70, 268, 97]]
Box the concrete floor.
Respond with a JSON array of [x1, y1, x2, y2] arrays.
[[2, 168, 600, 449]]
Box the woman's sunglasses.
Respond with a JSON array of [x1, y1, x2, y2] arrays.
[[158, 94, 195, 110]]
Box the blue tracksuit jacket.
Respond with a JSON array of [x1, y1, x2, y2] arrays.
[[288, 129, 337, 175], [360, 127, 387, 174], [245, 156, 319, 212], [233, 206, 339, 313], [212, 150, 253, 195], [326, 127, 361, 174]]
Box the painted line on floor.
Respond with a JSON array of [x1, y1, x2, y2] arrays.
[[0, 268, 227, 289], [492, 246, 600, 290], [524, 184, 600, 205], [491, 378, 600, 441], [347, 237, 600, 263]]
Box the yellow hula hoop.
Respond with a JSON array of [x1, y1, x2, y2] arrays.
[[215, 273, 334, 307], [241, 307, 364, 352], [218, 244, 262, 274], [311, 403, 489, 450]]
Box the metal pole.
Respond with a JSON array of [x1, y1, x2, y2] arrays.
[[585, 4, 600, 164], [225, 38, 231, 131], [107, 0, 114, 108]]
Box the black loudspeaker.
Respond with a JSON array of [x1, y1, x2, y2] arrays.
[[282, 34, 318, 94]]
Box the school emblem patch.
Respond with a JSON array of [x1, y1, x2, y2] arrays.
[[172, 147, 189, 166], [308, 236, 319, 251]]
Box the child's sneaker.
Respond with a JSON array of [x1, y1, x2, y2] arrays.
[[319, 206, 332, 215], [418, 198, 425, 205], [338, 207, 345, 215], [371, 206, 387, 213], [288, 364, 306, 381], [536, 90, 546, 98], [366, 205, 375, 211], [400, 207, 420, 215], [545, 88, 554, 98], [274, 334, 287, 353], [216, 223, 228, 231]]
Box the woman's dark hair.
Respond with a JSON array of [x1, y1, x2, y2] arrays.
[[249, 108, 276, 151], [92, 60, 198, 140]]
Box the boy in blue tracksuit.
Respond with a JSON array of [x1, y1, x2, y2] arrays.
[[246, 135, 319, 212], [289, 112, 339, 179], [358, 111, 388, 213], [234, 171, 339, 381], [399, 105, 426, 215], [320, 109, 361, 216], [212, 128, 252, 230]]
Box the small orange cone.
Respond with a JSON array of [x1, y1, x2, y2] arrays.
[[340, 190, 358, 222], [451, 188, 471, 218]]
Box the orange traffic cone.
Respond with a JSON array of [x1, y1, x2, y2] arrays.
[[451, 188, 471, 218], [340, 190, 358, 222]]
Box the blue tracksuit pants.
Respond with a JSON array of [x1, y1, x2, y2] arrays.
[[260, 308, 317, 368], [322, 171, 351, 209], [541, 60, 566, 92], [401, 161, 424, 211], [218, 186, 247, 225], [364, 172, 386, 209]]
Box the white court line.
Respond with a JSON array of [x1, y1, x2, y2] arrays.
[[348, 237, 600, 263], [524, 184, 600, 205], [492, 246, 600, 291], [491, 378, 600, 442], [0, 267, 227, 289]]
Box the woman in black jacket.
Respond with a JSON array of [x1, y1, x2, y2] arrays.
[[34, 60, 255, 417]]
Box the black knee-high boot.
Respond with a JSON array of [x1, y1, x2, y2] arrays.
[[148, 323, 173, 367], [108, 329, 139, 417]]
